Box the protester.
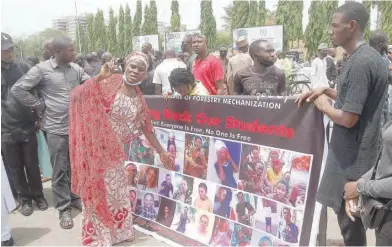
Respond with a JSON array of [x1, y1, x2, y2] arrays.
[[154, 50, 163, 68], [326, 47, 337, 88], [296, 2, 388, 245], [310, 43, 329, 89], [233, 39, 285, 96], [12, 36, 90, 229], [142, 42, 155, 66], [139, 56, 156, 95], [226, 36, 253, 95], [236, 192, 256, 226], [176, 51, 189, 64], [219, 46, 229, 76], [168, 68, 210, 97], [42, 38, 54, 61], [74, 54, 85, 69], [2, 32, 48, 217], [25, 56, 40, 68], [182, 34, 196, 70], [192, 33, 226, 95], [369, 30, 392, 127], [153, 48, 186, 96], [90, 52, 101, 76], [336, 51, 348, 76], [83, 54, 94, 75], [388, 45, 392, 62], [214, 140, 239, 188], [194, 182, 213, 212], [343, 120, 392, 246], [101, 52, 113, 65], [1, 159, 16, 246], [67, 50, 171, 244]]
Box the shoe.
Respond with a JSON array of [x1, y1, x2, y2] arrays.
[[34, 197, 48, 211], [59, 209, 74, 229], [1, 236, 14, 246], [20, 202, 33, 216]]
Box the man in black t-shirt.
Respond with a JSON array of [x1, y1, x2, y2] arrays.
[[233, 39, 285, 96], [296, 2, 388, 245], [235, 192, 255, 226]]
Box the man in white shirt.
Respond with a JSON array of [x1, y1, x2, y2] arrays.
[[153, 48, 186, 96], [310, 43, 329, 88]]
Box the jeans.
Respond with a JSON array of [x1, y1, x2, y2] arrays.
[[337, 200, 367, 246], [1, 132, 43, 203], [44, 133, 79, 212], [375, 212, 392, 246]]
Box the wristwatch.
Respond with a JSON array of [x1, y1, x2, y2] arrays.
[[356, 178, 366, 195]]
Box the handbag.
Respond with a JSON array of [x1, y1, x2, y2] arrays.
[[360, 151, 392, 230]]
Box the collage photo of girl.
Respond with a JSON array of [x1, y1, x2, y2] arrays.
[[125, 131, 312, 246]]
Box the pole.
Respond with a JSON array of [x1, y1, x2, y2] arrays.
[[74, 0, 82, 53]]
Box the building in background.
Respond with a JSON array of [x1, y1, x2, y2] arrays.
[[52, 15, 87, 40]]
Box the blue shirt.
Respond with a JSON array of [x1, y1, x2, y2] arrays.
[[215, 161, 237, 188]]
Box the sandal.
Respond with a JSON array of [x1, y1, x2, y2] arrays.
[[59, 210, 74, 229]]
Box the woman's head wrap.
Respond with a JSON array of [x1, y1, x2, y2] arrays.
[[124, 51, 149, 70]]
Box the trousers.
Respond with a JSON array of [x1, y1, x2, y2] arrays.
[[1, 132, 43, 203], [44, 133, 79, 212], [337, 200, 367, 246], [375, 212, 392, 246]]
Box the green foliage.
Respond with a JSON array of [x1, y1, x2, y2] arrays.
[[107, 7, 118, 54], [214, 31, 232, 50], [141, 3, 150, 35], [170, 0, 181, 32], [200, 0, 217, 49], [276, 0, 303, 51], [256, 0, 267, 26], [245, 1, 258, 28], [133, 0, 142, 36], [15, 28, 69, 58], [150, 1, 158, 34], [304, 0, 338, 59], [124, 4, 133, 53], [221, 3, 233, 32], [94, 9, 107, 51], [118, 5, 125, 56], [379, 1, 392, 42], [362, 0, 372, 41], [231, 1, 249, 29], [85, 14, 95, 52], [75, 23, 88, 54]]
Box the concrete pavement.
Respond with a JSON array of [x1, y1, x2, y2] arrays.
[[8, 181, 375, 246]]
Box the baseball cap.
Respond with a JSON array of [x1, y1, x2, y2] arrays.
[[318, 43, 328, 51], [1, 32, 16, 51]]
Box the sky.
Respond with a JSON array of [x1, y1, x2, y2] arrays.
[[1, 0, 376, 39]]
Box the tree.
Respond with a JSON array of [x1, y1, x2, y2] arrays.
[[231, 1, 249, 29], [150, 1, 158, 34], [221, 3, 233, 32], [107, 7, 118, 54], [133, 0, 142, 37], [379, 1, 392, 41], [170, 0, 181, 32], [75, 23, 87, 54], [245, 1, 258, 28], [362, 0, 372, 41], [214, 31, 232, 50], [276, 0, 303, 50], [118, 5, 125, 55], [94, 9, 107, 51], [15, 28, 68, 58], [85, 14, 95, 52], [200, 0, 217, 49], [304, 0, 337, 59], [256, 0, 267, 26], [141, 3, 150, 35], [124, 4, 133, 54]]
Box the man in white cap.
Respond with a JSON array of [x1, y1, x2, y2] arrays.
[[226, 36, 253, 95], [310, 43, 329, 89]]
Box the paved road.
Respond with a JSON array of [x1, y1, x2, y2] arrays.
[[8, 181, 375, 246]]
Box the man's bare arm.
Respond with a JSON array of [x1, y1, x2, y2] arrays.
[[216, 80, 227, 95]]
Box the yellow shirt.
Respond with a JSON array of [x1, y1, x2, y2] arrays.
[[189, 81, 210, 96], [267, 168, 283, 186], [194, 197, 213, 212]]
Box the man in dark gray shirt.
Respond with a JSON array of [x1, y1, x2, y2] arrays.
[[296, 2, 388, 245], [1, 32, 48, 217], [12, 36, 90, 230]]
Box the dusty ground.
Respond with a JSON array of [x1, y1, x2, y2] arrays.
[[8, 181, 375, 246]]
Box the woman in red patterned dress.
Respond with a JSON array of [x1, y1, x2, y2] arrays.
[[69, 51, 170, 246]]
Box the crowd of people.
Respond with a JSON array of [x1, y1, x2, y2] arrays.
[[1, 1, 392, 246]]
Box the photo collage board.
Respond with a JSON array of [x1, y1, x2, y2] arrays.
[[125, 127, 313, 247]]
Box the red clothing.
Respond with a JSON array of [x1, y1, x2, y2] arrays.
[[192, 54, 224, 95]]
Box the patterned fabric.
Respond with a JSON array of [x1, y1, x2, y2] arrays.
[[69, 73, 153, 233]]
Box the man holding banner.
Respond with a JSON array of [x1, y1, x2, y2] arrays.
[[297, 2, 388, 245]]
